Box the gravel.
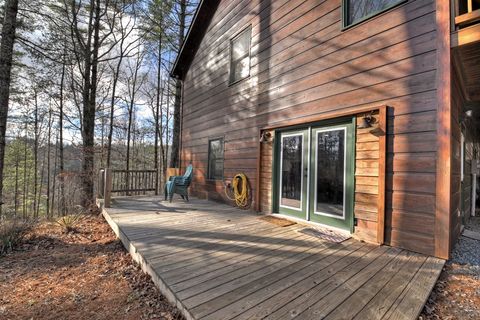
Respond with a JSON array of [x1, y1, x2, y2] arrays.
[[451, 237, 480, 266], [465, 216, 480, 233], [450, 217, 480, 268]]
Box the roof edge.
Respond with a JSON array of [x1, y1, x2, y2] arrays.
[[170, 0, 221, 80]]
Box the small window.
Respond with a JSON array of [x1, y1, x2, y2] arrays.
[[208, 138, 224, 180], [229, 27, 251, 84], [344, 0, 405, 27]]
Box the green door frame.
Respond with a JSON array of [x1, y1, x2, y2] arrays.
[[272, 117, 356, 232], [274, 129, 309, 219]]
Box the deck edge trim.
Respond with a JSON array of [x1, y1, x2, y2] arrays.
[[101, 207, 196, 320]]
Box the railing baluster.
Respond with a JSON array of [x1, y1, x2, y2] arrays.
[[144, 171, 147, 195]]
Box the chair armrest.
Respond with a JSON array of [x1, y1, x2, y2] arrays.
[[174, 177, 189, 185]]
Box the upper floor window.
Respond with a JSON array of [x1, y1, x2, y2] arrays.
[[229, 27, 251, 84], [208, 138, 224, 180], [344, 0, 405, 27]]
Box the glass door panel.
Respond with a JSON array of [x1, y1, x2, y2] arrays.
[[278, 131, 308, 219], [310, 123, 354, 231], [315, 128, 346, 217]]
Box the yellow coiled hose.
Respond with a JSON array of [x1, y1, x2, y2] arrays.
[[225, 173, 249, 208]]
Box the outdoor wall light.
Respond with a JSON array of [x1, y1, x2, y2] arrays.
[[461, 109, 474, 126], [358, 112, 375, 129], [260, 131, 272, 143]]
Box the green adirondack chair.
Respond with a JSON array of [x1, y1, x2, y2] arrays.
[[164, 165, 193, 202]]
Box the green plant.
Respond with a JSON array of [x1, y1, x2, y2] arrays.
[[56, 214, 83, 233], [0, 219, 31, 255]]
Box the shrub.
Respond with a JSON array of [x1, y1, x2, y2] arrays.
[[56, 214, 83, 233], [0, 219, 31, 255]]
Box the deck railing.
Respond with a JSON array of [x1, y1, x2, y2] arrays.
[[99, 168, 159, 208], [454, 0, 480, 29], [111, 170, 157, 194]]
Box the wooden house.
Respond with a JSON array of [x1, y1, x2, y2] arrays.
[[171, 0, 480, 259]]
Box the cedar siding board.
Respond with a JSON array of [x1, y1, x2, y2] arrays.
[[434, 0, 452, 260], [259, 131, 274, 214], [179, 0, 442, 256]]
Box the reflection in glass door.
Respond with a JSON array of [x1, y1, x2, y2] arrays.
[[275, 119, 354, 232], [278, 131, 307, 218], [315, 128, 346, 217], [310, 124, 353, 231]]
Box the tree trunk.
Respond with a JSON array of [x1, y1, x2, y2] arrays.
[[14, 138, 19, 217], [81, 0, 100, 209], [33, 90, 39, 218], [154, 11, 164, 194], [38, 143, 45, 219], [51, 134, 58, 218], [106, 7, 132, 169], [59, 46, 66, 216], [100, 113, 105, 168], [0, 0, 19, 215], [165, 77, 170, 180], [169, 0, 186, 169], [106, 49, 125, 169], [125, 52, 142, 195], [170, 79, 182, 168], [159, 85, 165, 183], [46, 109, 52, 218], [23, 123, 27, 219]]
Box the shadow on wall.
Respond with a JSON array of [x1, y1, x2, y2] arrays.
[[182, 0, 439, 255]]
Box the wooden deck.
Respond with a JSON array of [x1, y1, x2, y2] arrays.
[[101, 196, 444, 320]]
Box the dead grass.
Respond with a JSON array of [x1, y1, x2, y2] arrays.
[[420, 263, 480, 320], [0, 218, 32, 255], [0, 215, 183, 320]]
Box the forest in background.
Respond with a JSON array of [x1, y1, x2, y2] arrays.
[[0, 0, 198, 220]]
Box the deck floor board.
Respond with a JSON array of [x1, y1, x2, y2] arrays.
[[101, 196, 444, 320]]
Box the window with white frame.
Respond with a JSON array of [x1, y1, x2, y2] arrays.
[[229, 27, 251, 84]]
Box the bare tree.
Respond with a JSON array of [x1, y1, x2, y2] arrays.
[[124, 50, 145, 194], [0, 0, 20, 215], [63, 0, 124, 208], [106, 3, 140, 168], [169, 0, 186, 169]]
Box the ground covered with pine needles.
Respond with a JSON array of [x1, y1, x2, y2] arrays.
[[420, 217, 480, 320], [0, 215, 183, 320]]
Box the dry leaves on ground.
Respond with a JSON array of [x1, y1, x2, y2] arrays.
[[0, 215, 184, 320]]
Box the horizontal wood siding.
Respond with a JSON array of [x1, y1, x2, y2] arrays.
[[259, 131, 274, 213], [181, 0, 438, 255], [354, 111, 380, 243]]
